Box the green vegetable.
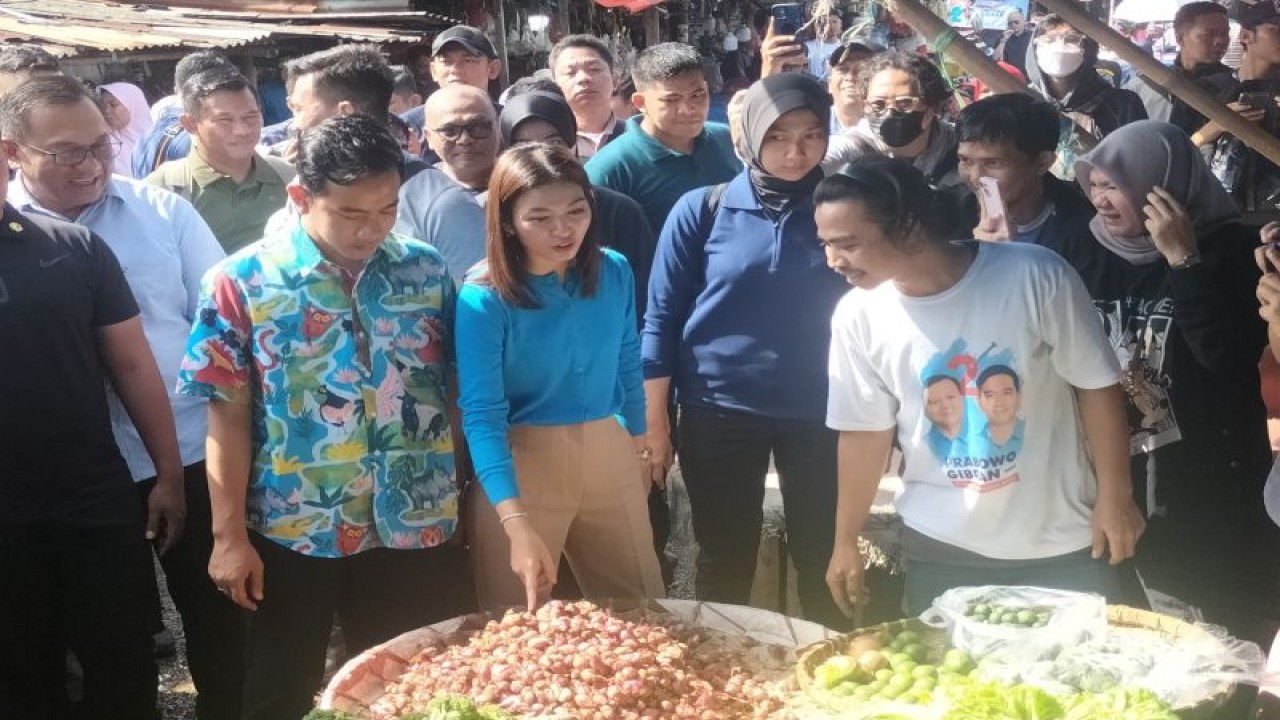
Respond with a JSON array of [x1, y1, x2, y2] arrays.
[[942, 679, 1065, 720], [303, 711, 360, 720], [1061, 687, 1178, 720]]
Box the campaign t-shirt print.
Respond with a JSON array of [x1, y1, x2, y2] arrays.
[[921, 339, 1025, 492]]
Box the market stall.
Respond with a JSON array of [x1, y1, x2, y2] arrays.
[[306, 587, 1265, 719]]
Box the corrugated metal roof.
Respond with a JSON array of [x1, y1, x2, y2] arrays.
[[0, 0, 461, 56]]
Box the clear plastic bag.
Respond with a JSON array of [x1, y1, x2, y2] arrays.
[[920, 586, 1108, 666]]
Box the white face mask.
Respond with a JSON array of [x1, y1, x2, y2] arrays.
[[1036, 45, 1085, 78]]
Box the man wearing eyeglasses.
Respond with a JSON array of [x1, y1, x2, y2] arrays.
[[1, 75, 224, 716], [394, 83, 492, 281]]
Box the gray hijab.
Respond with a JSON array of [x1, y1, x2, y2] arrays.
[[1074, 120, 1239, 265], [736, 74, 831, 214]]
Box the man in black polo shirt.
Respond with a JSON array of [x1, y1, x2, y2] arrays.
[[0, 162, 184, 718]]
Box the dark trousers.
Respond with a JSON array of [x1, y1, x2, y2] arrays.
[[0, 507, 159, 720], [677, 404, 846, 629], [242, 533, 474, 720], [136, 463, 244, 720]]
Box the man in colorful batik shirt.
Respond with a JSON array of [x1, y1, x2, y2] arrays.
[[177, 114, 466, 720]]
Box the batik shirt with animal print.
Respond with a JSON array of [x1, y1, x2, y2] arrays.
[[177, 221, 458, 557]]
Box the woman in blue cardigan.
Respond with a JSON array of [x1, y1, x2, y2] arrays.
[[643, 74, 851, 628], [456, 143, 664, 609]]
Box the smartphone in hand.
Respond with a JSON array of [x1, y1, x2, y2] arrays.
[[771, 3, 806, 36], [977, 176, 1011, 241], [1240, 91, 1271, 110]]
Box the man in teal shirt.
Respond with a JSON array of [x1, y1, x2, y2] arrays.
[[585, 42, 740, 234]]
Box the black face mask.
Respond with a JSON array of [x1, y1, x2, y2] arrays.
[[869, 109, 927, 148]]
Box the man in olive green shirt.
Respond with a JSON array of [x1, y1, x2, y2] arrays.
[[146, 67, 292, 254]]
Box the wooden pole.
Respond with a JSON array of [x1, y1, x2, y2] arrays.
[[1036, 0, 1280, 168], [885, 0, 1034, 97]]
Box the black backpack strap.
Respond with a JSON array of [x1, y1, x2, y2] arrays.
[[927, 145, 960, 189]]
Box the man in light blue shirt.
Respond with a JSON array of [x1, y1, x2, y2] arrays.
[[4, 76, 238, 720]]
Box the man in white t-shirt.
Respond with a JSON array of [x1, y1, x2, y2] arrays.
[[815, 159, 1146, 617], [806, 14, 844, 80]]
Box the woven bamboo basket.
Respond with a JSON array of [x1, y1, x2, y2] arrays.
[[795, 606, 1234, 718]]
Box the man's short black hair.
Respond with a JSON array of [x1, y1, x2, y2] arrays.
[[389, 64, 418, 98], [632, 42, 704, 89], [925, 374, 963, 392], [614, 72, 635, 99], [958, 93, 1059, 158], [0, 45, 60, 75], [507, 73, 564, 99], [181, 68, 257, 116], [1174, 1, 1228, 37], [550, 34, 616, 73], [174, 50, 236, 94], [296, 114, 403, 194], [284, 44, 394, 118], [856, 52, 951, 110], [977, 365, 1021, 391], [0, 74, 95, 141]]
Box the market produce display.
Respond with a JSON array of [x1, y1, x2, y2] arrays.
[[798, 588, 1263, 720], [366, 600, 796, 720]]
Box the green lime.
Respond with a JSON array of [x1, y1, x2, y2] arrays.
[[832, 682, 858, 697], [878, 684, 905, 700], [874, 668, 894, 682], [903, 642, 927, 662], [913, 676, 937, 692], [911, 665, 937, 679], [852, 685, 876, 701]]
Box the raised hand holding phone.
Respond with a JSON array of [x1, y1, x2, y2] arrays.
[[760, 14, 808, 77], [974, 176, 1011, 241]]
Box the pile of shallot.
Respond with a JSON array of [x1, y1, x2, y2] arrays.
[[371, 600, 795, 720]]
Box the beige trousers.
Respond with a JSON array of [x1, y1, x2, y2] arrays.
[[470, 418, 666, 609]]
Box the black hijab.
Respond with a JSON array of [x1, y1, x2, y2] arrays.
[[735, 74, 831, 214], [498, 91, 577, 148]]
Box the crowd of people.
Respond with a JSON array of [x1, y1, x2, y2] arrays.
[[3, 3, 1280, 719]]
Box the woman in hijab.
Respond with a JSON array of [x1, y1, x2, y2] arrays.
[[1073, 120, 1277, 645], [643, 73, 852, 629], [98, 82, 153, 177]]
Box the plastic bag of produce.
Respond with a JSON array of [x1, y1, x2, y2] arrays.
[[920, 586, 1107, 666], [1023, 623, 1265, 709]]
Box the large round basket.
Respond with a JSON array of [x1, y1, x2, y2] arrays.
[[320, 599, 837, 717], [794, 606, 1235, 719]]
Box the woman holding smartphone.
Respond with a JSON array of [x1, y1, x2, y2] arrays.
[[1074, 120, 1277, 645], [456, 143, 664, 609]]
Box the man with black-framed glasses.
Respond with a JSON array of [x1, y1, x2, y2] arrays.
[[395, 84, 494, 281], [1, 74, 225, 718]]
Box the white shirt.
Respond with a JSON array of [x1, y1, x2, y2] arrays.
[[826, 242, 1121, 559], [10, 175, 225, 480], [806, 38, 842, 79]]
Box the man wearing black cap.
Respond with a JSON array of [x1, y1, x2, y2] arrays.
[[401, 26, 503, 162], [827, 41, 879, 134], [430, 25, 502, 91]]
